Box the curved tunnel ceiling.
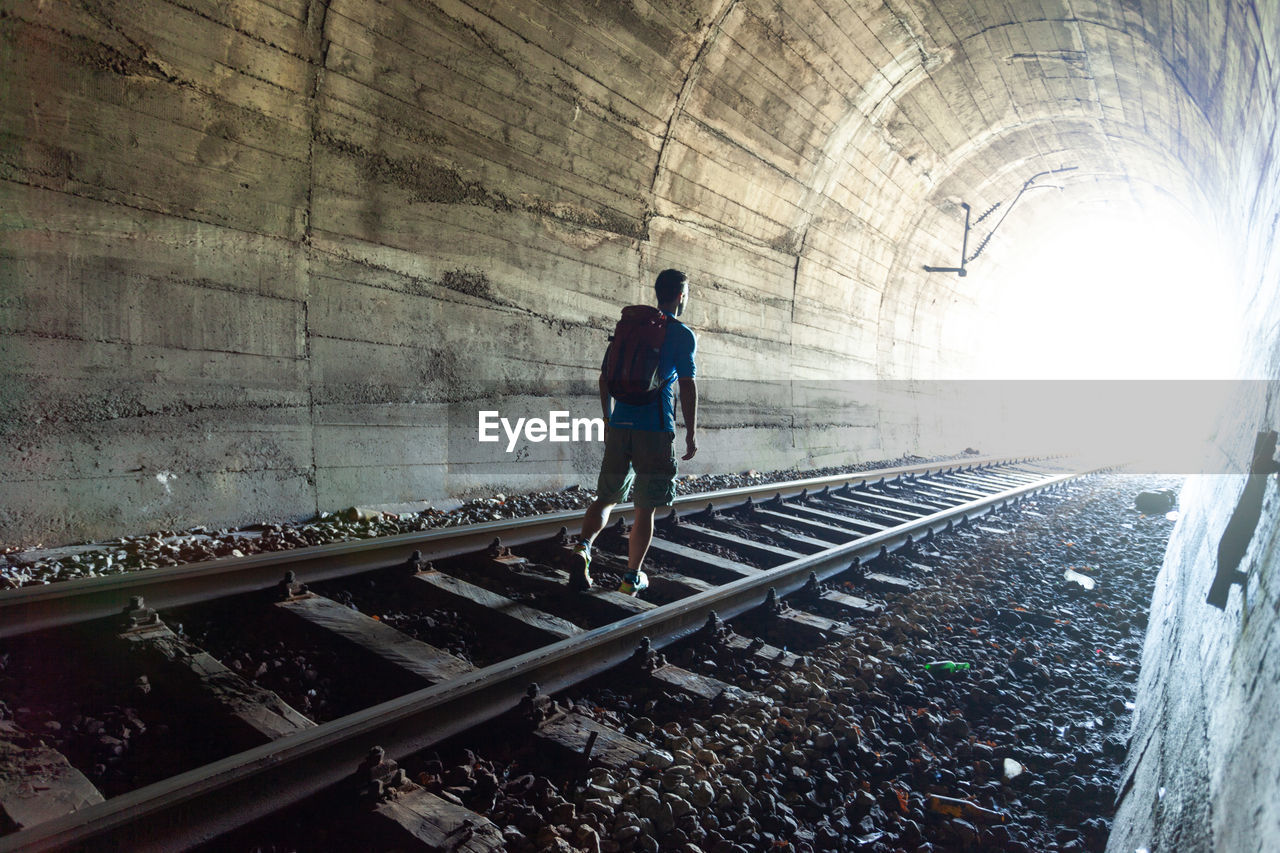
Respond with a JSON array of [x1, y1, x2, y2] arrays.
[[645, 0, 1271, 378]]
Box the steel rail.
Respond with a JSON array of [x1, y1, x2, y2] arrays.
[[0, 456, 1045, 639], [0, 463, 1094, 853]]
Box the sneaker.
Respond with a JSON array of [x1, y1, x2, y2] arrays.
[[568, 543, 592, 591], [619, 569, 648, 596]]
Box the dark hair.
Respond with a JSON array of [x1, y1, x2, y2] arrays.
[[654, 269, 688, 304]]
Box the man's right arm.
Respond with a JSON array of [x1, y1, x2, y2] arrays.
[[673, 325, 698, 460], [678, 377, 697, 460]]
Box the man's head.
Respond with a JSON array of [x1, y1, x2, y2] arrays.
[[655, 269, 689, 316]]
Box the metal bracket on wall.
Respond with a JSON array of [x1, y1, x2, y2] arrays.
[[923, 202, 971, 277], [1208, 429, 1280, 609], [923, 165, 1077, 277]]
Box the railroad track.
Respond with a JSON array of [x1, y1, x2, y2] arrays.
[[0, 457, 1090, 852]]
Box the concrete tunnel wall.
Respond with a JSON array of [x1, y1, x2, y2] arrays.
[[3, 0, 982, 546]]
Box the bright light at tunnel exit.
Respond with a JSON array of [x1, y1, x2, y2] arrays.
[[973, 203, 1239, 380], [956, 202, 1245, 472]]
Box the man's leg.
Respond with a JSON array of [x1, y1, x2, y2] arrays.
[[628, 506, 657, 572], [618, 505, 657, 595], [572, 428, 633, 590], [578, 499, 615, 547], [620, 431, 677, 595]]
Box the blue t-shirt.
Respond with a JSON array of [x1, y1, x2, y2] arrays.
[[608, 311, 697, 432]]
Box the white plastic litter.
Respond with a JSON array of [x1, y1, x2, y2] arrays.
[[1064, 568, 1096, 590]]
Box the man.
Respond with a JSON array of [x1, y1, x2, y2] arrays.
[[571, 269, 698, 594]]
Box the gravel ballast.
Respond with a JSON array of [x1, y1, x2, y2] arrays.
[[531, 473, 1176, 852], [203, 471, 1177, 853]]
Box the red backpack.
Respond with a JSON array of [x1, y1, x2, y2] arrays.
[[603, 306, 669, 405]]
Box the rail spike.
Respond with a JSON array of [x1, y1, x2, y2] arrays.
[[763, 586, 787, 615], [121, 595, 161, 632], [356, 745, 408, 803], [698, 611, 727, 642], [518, 682, 554, 727], [406, 550, 433, 574], [630, 636, 664, 672], [277, 570, 309, 601], [581, 730, 599, 762]]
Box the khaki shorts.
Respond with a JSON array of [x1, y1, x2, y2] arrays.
[[595, 427, 678, 508]]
